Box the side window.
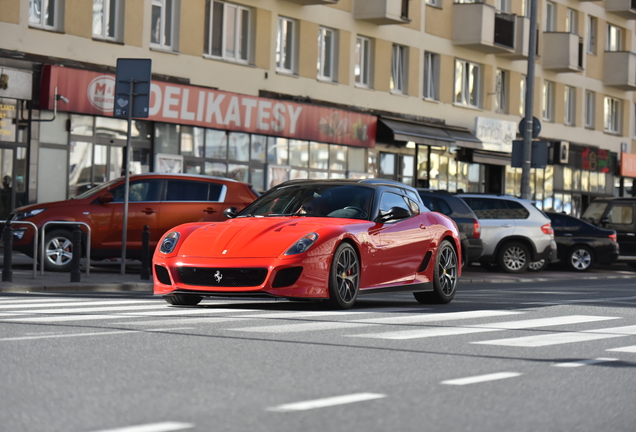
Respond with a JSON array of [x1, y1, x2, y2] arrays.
[[406, 198, 420, 215], [166, 180, 209, 201], [501, 200, 530, 219], [464, 198, 499, 219], [563, 215, 583, 232], [608, 204, 634, 224], [548, 214, 564, 230], [111, 180, 162, 202], [378, 192, 412, 221], [436, 198, 453, 216]]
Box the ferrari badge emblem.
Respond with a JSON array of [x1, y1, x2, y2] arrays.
[[214, 271, 223, 283]]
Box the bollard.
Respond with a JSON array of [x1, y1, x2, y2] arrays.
[[141, 225, 150, 280], [2, 221, 13, 282], [70, 224, 82, 283]]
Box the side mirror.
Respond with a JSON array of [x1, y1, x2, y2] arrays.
[[224, 207, 239, 219], [600, 217, 610, 226], [98, 192, 114, 204], [376, 206, 411, 223]]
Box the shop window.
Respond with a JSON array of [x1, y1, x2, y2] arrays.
[[251, 135, 268, 163], [29, 0, 62, 31], [289, 140, 309, 167], [39, 112, 69, 145], [348, 147, 366, 173], [318, 26, 337, 82], [205, 161, 227, 176], [185, 162, 201, 174], [206, 1, 251, 63], [71, 115, 94, 136], [228, 132, 250, 161], [155, 123, 179, 154], [268, 137, 289, 165], [330, 145, 347, 171], [563, 167, 573, 190], [250, 167, 265, 193], [277, 16, 297, 74], [205, 129, 227, 159], [355, 36, 372, 87], [290, 169, 308, 180], [151, 0, 178, 50], [93, 0, 122, 42], [310, 142, 329, 169], [589, 171, 599, 193], [330, 172, 346, 179], [380, 153, 396, 177], [228, 164, 249, 182], [180, 127, 204, 157], [391, 44, 408, 94]]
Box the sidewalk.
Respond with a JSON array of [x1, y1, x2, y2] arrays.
[[0, 250, 635, 293]]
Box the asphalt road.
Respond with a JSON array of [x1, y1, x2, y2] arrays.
[[1, 277, 636, 432]]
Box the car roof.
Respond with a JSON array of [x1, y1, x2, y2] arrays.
[[458, 193, 535, 204], [128, 172, 243, 183]]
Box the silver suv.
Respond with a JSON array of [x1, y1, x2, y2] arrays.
[[458, 194, 557, 273]]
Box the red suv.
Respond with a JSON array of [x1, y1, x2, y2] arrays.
[[9, 173, 259, 271]]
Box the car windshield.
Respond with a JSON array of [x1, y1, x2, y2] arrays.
[[239, 184, 374, 220], [73, 178, 122, 199], [581, 201, 609, 224]]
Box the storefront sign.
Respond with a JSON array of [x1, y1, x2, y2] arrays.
[[0, 100, 16, 140], [40, 65, 376, 148], [475, 117, 516, 153], [620, 152, 636, 178]]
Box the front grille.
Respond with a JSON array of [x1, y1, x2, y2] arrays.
[[178, 267, 268, 287], [272, 267, 303, 288], [154, 265, 172, 285]]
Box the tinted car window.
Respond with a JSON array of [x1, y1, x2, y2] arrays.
[[608, 204, 634, 224], [582, 201, 609, 224], [111, 179, 162, 202], [563, 215, 583, 230], [463, 198, 500, 219], [500, 200, 529, 219], [379, 192, 412, 216], [547, 213, 565, 230], [165, 180, 224, 201], [420, 196, 452, 216]]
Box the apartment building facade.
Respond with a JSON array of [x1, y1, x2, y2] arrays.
[[1, 0, 636, 220]]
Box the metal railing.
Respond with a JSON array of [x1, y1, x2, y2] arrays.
[[2, 221, 38, 279], [40, 221, 92, 277]]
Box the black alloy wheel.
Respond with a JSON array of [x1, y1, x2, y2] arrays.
[[328, 243, 360, 309], [414, 240, 458, 304]]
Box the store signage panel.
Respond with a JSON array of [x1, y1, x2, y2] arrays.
[[620, 152, 636, 178], [40, 65, 376, 148], [475, 117, 516, 153]]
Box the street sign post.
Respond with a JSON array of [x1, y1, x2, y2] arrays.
[[114, 59, 151, 275]]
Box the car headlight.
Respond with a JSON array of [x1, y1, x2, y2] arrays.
[[160, 231, 180, 254], [285, 233, 319, 256], [13, 208, 46, 220]]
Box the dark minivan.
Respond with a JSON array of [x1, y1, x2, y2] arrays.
[[417, 189, 483, 266]]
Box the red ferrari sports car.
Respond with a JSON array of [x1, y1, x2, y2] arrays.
[[153, 179, 461, 309]]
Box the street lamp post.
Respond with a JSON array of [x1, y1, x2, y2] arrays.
[[521, 0, 538, 200]]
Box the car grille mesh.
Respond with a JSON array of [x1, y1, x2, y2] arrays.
[[154, 265, 172, 285], [177, 267, 268, 287], [272, 267, 303, 288]]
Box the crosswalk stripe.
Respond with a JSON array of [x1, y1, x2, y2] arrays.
[[116, 316, 251, 326], [0, 304, 169, 314], [473, 325, 636, 347], [607, 345, 636, 353], [348, 310, 523, 325], [230, 321, 371, 333], [553, 358, 618, 367], [233, 308, 420, 320], [0, 299, 159, 309], [0, 297, 90, 304], [348, 315, 619, 340]]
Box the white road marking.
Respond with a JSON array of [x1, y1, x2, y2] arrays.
[[267, 393, 386, 412], [607, 345, 636, 353], [114, 316, 251, 326], [524, 295, 636, 305], [0, 297, 94, 304], [0, 299, 159, 309], [441, 372, 522, 386], [349, 315, 618, 340], [231, 321, 371, 333], [0, 304, 170, 314], [234, 308, 417, 319], [88, 421, 194, 432], [0, 330, 138, 341], [474, 325, 636, 347], [348, 309, 523, 325], [553, 358, 618, 368]]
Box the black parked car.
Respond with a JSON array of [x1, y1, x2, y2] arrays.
[[417, 189, 483, 266], [543, 212, 619, 271]]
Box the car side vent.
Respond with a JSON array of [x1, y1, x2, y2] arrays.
[[418, 251, 432, 272], [155, 265, 172, 285], [272, 267, 303, 288]]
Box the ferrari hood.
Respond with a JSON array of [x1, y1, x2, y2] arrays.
[[177, 217, 349, 258]]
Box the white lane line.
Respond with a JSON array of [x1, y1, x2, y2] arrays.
[[524, 295, 636, 305], [474, 325, 636, 347], [349, 315, 618, 340], [0, 298, 94, 304], [0, 299, 159, 309], [441, 372, 522, 386], [88, 421, 194, 432], [233, 308, 418, 319], [0, 327, 196, 342], [349, 310, 523, 325], [114, 316, 251, 326], [607, 345, 636, 353], [230, 321, 371, 333], [267, 393, 386, 412], [553, 358, 618, 368]]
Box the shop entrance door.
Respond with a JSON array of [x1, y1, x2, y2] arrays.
[[0, 148, 14, 220], [485, 165, 503, 194]]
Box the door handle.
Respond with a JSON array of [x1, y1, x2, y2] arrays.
[[419, 224, 427, 229], [627, 233, 635, 237], [564, 233, 572, 236], [501, 224, 513, 228], [141, 208, 156, 214], [204, 208, 217, 214]]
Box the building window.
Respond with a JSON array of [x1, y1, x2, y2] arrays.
[[355, 36, 372, 87], [277, 16, 296, 73], [604, 96, 621, 134], [496, 0, 510, 13], [151, 0, 177, 50], [542, 80, 554, 121], [495, 69, 507, 113], [29, 0, 61, 30], [585, 91, 595, 129], [391, 44, 407, 94], [423, 51, 440, 100], [587, 16, 596, 54], [520, 75, 526, 116], [425, 0, 440, 6], [454, 59, 480, 108], [93, 0, 121, 41], [521, 0, 530, 17], [565, 8, 577, 34], [318, 26, 337, 81], [607, 25, 622, 52], [564, 86, 575, 126], [545, 2, 556, 32], [206, 1, 250, 63]]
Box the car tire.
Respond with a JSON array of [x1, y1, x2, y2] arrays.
[[43, 229, 76, 272], [528, 260, 547, 272], [414, 240, 458, 304], [328, 243, 359, 309], [498, 241, 530, 273], [163, 294, 203, 306], [567, 245, 594, 272]]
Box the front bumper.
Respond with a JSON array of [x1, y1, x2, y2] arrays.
[[462, 237, 484, 264]]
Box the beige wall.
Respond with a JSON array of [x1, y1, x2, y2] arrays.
[[374, 39, 392, 93], [179, 0, 205, 57], [298, 20, 319, 80], [255, 8, 272, 70], [338, 30, 351, 85], [425, 0, 452, 40], [0, 0, 20, 24], [65, 0, 92, 38], [124, 0, 144, 47]]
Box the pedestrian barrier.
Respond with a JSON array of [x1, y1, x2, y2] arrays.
[[2, 220, 38, 280], [40, 221, 92, 277]]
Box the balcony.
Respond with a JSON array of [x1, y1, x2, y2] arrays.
[[353, 0, 410, 25], [282, 0, 338, 5], [452, 3, 516, 54], [542, 32, 584, 73], [501, 16, 531, 60], [604, 51, 636, 90], [606, 0, 636, 19]]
